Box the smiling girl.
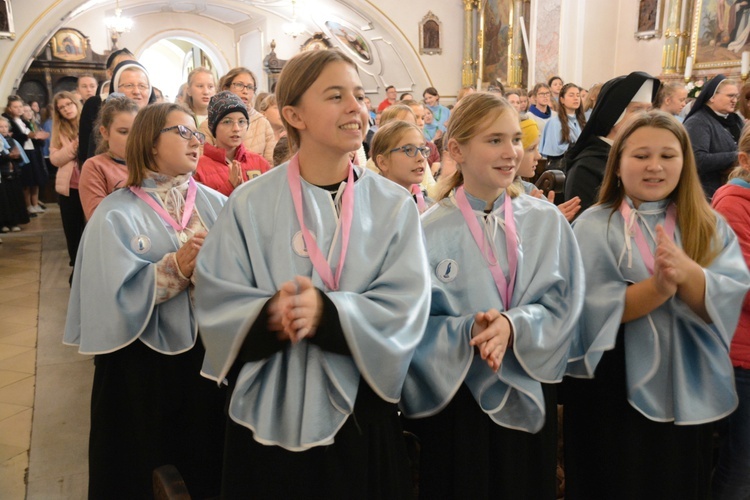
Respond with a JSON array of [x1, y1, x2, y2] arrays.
[[401, 92, 584, 498], [540, 83, 586, 169], [194, 49, 430, 497], [564, 111, 750, 499]]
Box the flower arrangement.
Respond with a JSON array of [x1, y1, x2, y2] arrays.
[[686, 80, 705, 99]]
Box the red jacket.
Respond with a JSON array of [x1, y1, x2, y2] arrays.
[[712, 180, 750, 368], [195, 142, 270, 197]]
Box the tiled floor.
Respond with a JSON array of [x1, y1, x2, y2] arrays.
[[0, 206, 91, 499]]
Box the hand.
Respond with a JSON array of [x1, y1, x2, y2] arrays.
[[229, 160, 243, 187], [8, 147, 20, 159], [557, 196, 581, 221], [174, 230, 206, 278], [653, 224, 696, 288], [470, 309, 512, 372], [268, 276, 323, 344], [433, 129, 443, 141]]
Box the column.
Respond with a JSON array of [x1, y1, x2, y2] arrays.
[[677, 0, 693, 73], [662, 0, 682, 74], [508, 0, 524, 87], [462, 0, 476, 88]]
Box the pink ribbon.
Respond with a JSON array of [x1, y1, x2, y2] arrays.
[[288, 154, 354, 291], [618, 200, 677, 274], [130, 177, 197, 241], [455, 186, 518, 310], [411, 184, 427, 213]]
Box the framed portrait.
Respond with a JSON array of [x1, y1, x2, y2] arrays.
[[301, 33, 333, 52], [635, 0, 663, 40], [481, 0, 511, 87], [420, 11, 442, 55], [0, 0, 15, 40], [51, 28, 88, 62], [325, 20, 371, 63], [690, 0, 750, 70]]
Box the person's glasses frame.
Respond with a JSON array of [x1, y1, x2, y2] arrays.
[[160, 124, 206, 145], [390, 144, 431, 158], [231, 82, 256, 92]]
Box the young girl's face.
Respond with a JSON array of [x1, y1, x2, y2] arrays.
[[228, 73, 255, 107], [519, 94, 529, 111], [618, 126, 683, 208], [550, 78, 563, 95], [7, 100, 24, 118], [452, 110, 523, 199], [518, 138, 541, 178], [291, 60, 368, 155], [188, 72, 216, 111], [153, 111, 202, 177], [664, 88, 688, 115], [378, 128, 427, 190], [214, 111, 248, 151], [101, 111, 136, 160], [0, 120, 9, 136], [560, 87, 581, 113], [423, 108, 434, 125], [56, 98, 78, 121]]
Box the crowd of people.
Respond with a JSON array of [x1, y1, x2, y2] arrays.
[[1, 46, 750, 499]]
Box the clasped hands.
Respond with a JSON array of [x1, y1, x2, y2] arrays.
[[470, 309, 513, 373], [653, 224, 695, 297], [268, 276, 324, 344]]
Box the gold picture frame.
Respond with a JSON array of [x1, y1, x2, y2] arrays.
[[419, 11, 442, 55], [51, 28, 88, 62], [634, 0, 663, 40], [690, 0, 749, 71]]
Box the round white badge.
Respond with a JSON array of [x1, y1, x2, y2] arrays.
[[292, 230, 316, 257], [130, 235, 152, 254], [436, 259, 458, 282]]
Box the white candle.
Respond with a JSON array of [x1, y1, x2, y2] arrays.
[[742, 51, 750, 76], [684, 56, 693, 80]]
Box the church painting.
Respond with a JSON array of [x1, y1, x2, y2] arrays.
[[482, 0, 511, 86], [692, 0, 750, 69]]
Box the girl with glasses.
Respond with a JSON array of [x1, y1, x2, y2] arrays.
[[371, 120, 433, 213], [199, 67, 276, 164], [195, 91, 270, 196], [65, 103, 227, 499], [194, 49, 430, 497], [50, 91, 84, 275], [529, 82, 553, 135], [401, 92, 584, 498]]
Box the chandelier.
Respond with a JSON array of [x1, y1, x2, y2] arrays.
[[105, 0, 134, 49], [283, 0, 305, 39]]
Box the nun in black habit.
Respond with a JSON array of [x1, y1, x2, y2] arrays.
[[563, 72, 660, 216], [683, 74, 744, 199]]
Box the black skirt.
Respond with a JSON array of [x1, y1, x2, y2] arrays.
[[562, 327, 714, 500], [19, 147, 48, 188], [403, 382, 558, 500], [221, 378, 412, 499], [88, 339, 226, 500]]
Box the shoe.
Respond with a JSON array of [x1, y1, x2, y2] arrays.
[[34, 205, 45, 213], [1, 227, 8, 233], [27, 205, 38, 214], [37, 201, 46, 210], [11, 226, 20, 232]]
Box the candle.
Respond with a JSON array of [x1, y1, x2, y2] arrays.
[[742, 51, 750, 76], [684, 56, 693, 80]]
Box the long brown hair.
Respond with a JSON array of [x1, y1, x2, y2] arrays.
[[437, 92, 522, 201], [598, 110, 720, 267], [95, 95, 139, 154], [276, 49, 358, 150], [557, 83, 586, 144], [51, 91, 81, 148]]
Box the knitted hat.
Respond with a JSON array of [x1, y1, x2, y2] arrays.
[[208, 91, 249, 136], [520, 118, 539, 149]]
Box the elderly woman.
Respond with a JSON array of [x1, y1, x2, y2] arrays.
[[64, 103, 227, 499], [199, 67, 275, 163], [684, 75, 744, 199]]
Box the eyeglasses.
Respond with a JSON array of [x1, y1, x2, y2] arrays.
[[390, 144, 430, 158], [57, 102, 77, 111], [119, 83, 149, 92], [536, 91, 551, 97], [219, 118, 249, 128], [719, 93, 740, 100], [231, 82, 256, 92], [160, 124, 206, 144]]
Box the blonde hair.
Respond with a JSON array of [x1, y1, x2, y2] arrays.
[[51, 91, 81, 149], [731, 122, 750, 182], [126, 103, 189, 186], [370, 120, 424, 170], [276, 50, 358, 150], [185, 67, 215, 113], [379, 104, 415, 127], [598, 110, 720, 267], [437, 92, 522, 201]]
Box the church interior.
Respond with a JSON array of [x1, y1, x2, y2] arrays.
[[1, 0, 750, 498]]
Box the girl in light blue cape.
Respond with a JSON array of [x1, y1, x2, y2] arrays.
[[194, 49, 430, 498], [401, 92, 585, 498], [564, 110, 750, 499]]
